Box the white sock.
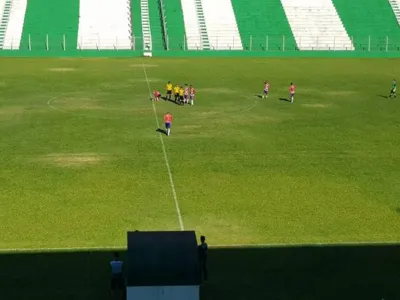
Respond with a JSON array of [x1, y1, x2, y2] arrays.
[[191, 100, 193, 105]]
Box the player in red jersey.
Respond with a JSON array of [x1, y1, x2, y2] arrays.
[[183, 84, 189, 104], [289, 83, 296, 103], [164, 112, 173, 136], [153, 90, 161, 102], [262, 81, 270, 99], [189, 85, 196, 106]]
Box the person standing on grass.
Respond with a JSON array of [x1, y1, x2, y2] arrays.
[[289, 82, 296, 103], [164, 112, 173, 136], [174, 84, 180, 103], [262, 80, 270, 99], [197, 235, 208, 283], [110, 252, 125, 300], [166, 81, 173, 101], [389, 79, 396, 99], [189, 85, 196, 106]]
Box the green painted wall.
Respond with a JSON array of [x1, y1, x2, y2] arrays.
[[148, 0, 164, 50], [333, 0, 400, 51], [231, 0, 296, 51], [20, 0, 79, 51], [163, 0, 185, 50], [131, 0, 143, 51]]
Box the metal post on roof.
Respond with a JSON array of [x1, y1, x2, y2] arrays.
[[28, 34, 31, 51], [368, 36, 371, 52], [249, 35, 252, 51], [46, 34, 49, 51], [63, 34, 66, 51], [166, 34, 169, 51], [386, 36, 389, 52], [282, 35, 285, 52]]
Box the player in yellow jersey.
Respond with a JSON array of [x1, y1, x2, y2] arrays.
[[173, 84, 180, 103], [178, 86, 184, 105], [165, 81, 173, 101]]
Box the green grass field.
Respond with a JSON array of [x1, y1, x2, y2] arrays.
[[0, 57, 399, 299]]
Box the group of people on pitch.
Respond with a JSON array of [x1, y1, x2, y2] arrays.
[[153, 81, 196, 105], [109, 236, 208, 300]]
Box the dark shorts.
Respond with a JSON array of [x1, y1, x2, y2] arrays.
[[175, 93, 179, 98], [167, 90, 172, 95], [165, 122, 171, 129], [184, 94, 188, 99], [111, 274, 125, 290], [263, 89, 268, 94], [179, 95, 184, 101]]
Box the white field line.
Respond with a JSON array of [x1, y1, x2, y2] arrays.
[[0, 240, 399, 253], [141, 60, 184, 231]]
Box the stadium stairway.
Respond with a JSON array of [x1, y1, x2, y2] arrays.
[[333, 0, 400, 51], [388, 0, 400, 24], [281, 0, 354, 51], [181, 0, 208, 50], [231, 0, 296, 51], [140, 0, 152, 52], [148, 0, 164, 50], [2, 0, 28, 49], [0, 0, 11, 48], [77, 0, 132, 50], [20, 0, 79, 51], [163, 0, 185, 50], [201, 0, 242, 50]]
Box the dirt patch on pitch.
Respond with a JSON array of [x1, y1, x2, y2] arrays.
[[130, 64, 159, 68], [326, 90, 355, 96], [0, 106, 28, 119], [197, 88, 236, 94], [48, 68, 76, 72], [302, 103, 331, 108], [42, 153, 103, 167], [55, 97, 103, 110]]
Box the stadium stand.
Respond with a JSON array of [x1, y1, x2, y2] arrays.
[[231, 0, 296, 51], [77, 0, 132, 50], [280, 0, 353, 50], [0, 0, 398, 53], [333, 0, 400, 51], [388, 0, 400, 24], [162, 0, 185, 50], [20, 0, 79, 50], [201, 0, 242, 50], [2, 0, 27, 50]]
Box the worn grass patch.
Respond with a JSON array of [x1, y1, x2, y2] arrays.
[[48, 68, 76, 72], [41, 153, 103, 167]]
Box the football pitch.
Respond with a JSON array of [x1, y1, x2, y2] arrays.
[[0, 57, 399, 299]]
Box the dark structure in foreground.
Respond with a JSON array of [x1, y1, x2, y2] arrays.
[[126, 230, 200, 300]]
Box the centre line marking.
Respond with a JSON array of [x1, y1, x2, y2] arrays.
[[141, 60, 184, 231]]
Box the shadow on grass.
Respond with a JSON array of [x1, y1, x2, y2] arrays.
[[279, 97, 291, 102], [161, 96, 184, 106], [0, 244, 399, 300], [156, 128, 167, 135], [378, 95, 388, 99]]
